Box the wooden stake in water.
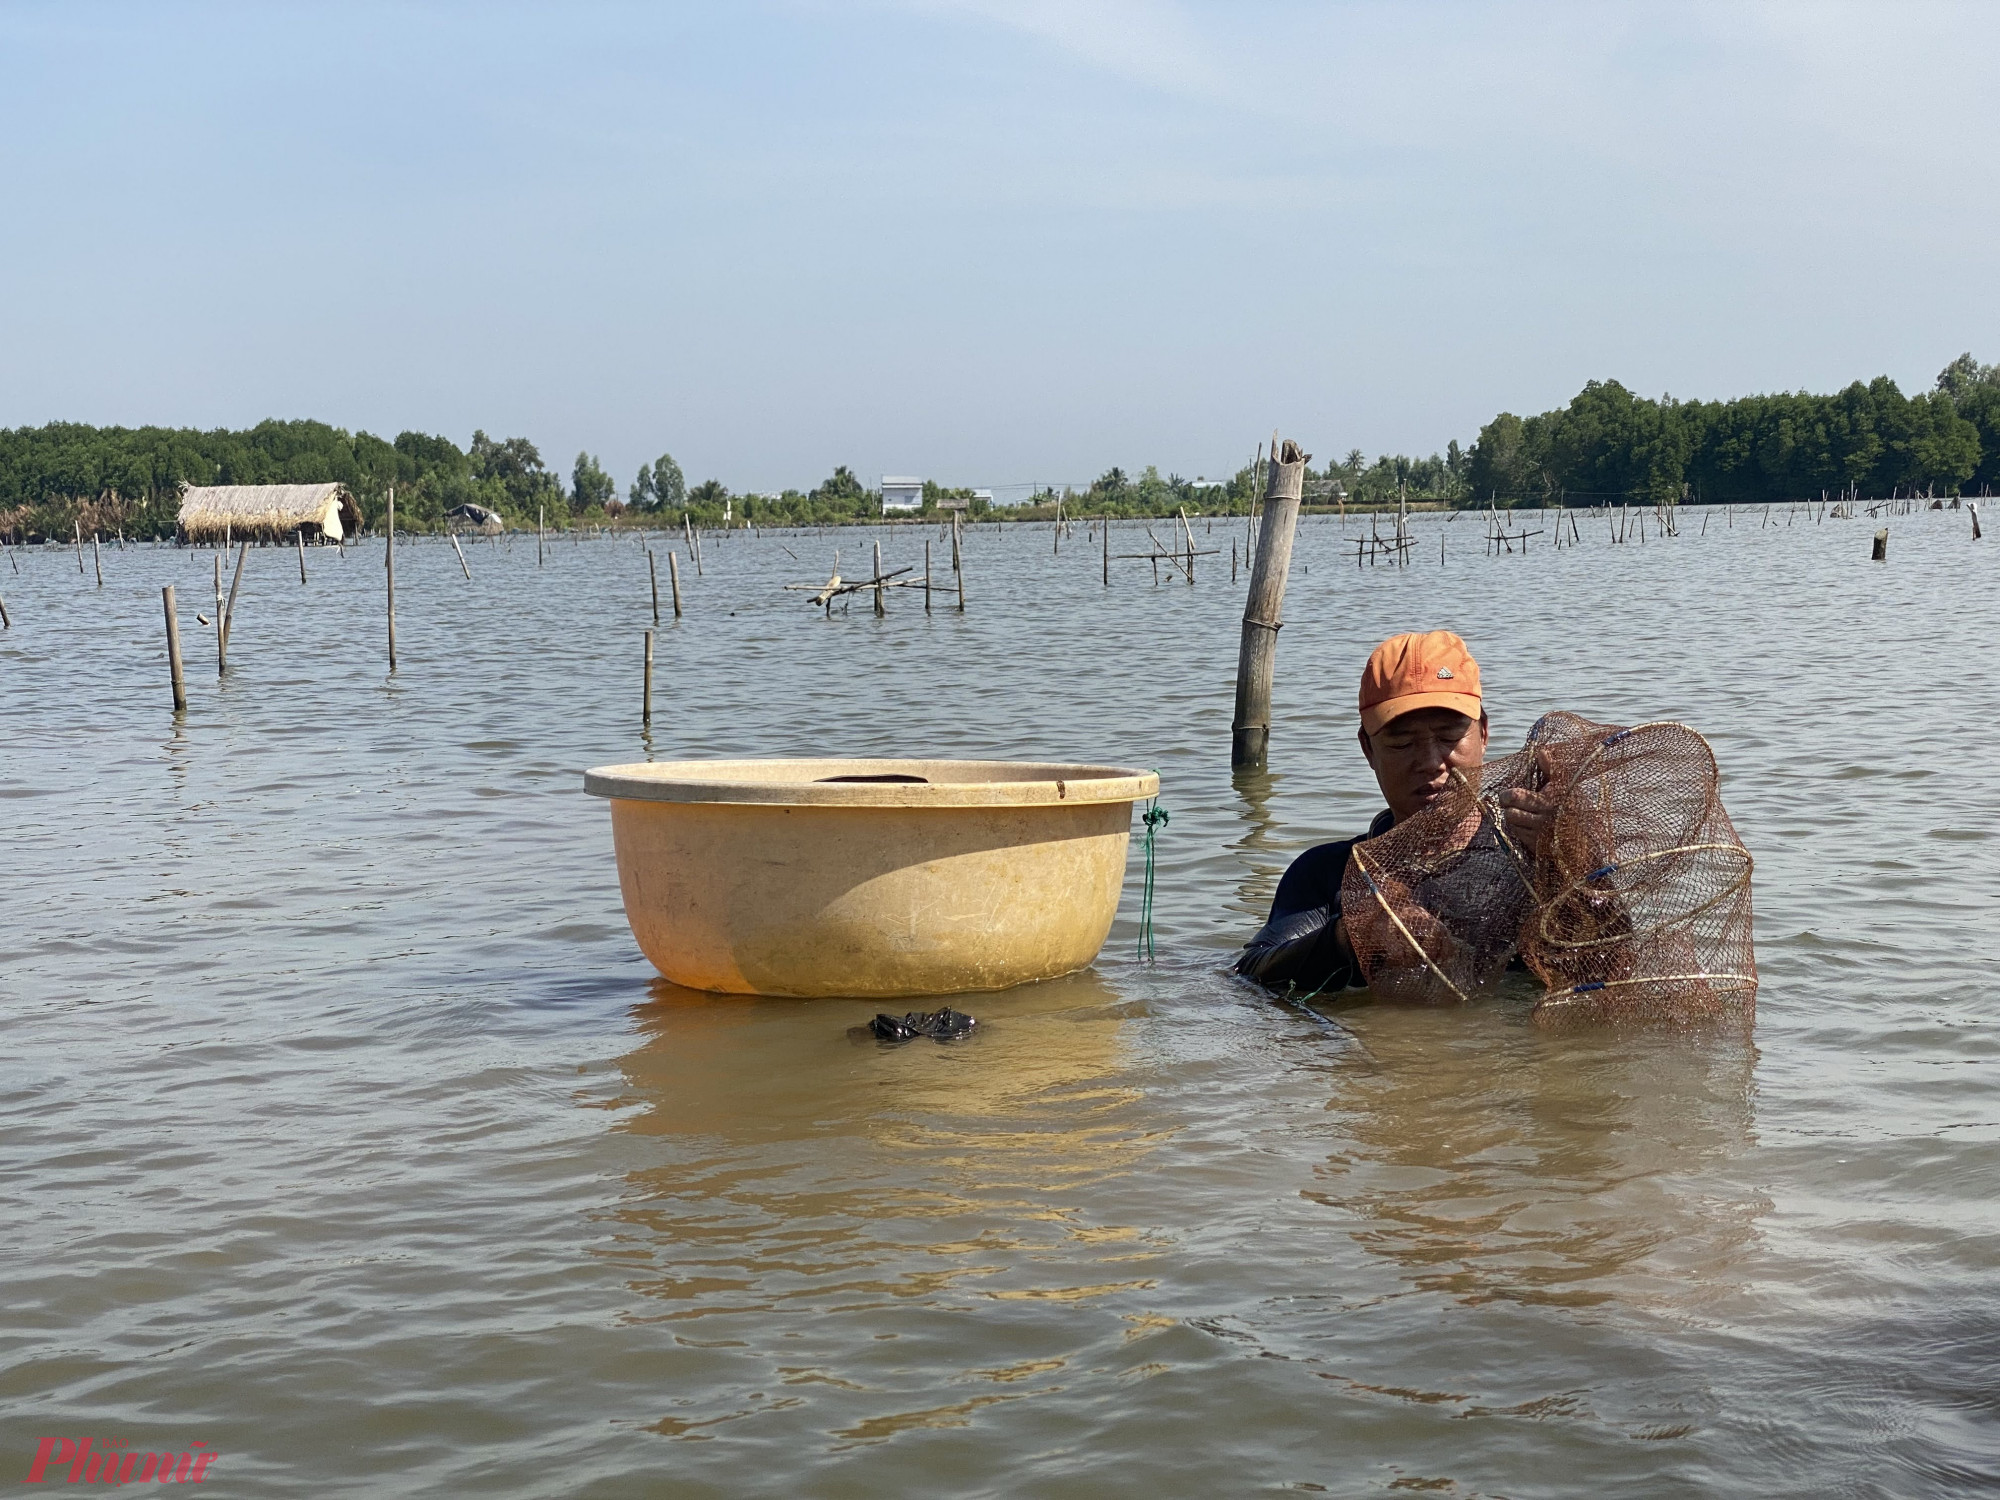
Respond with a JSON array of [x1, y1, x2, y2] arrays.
[[163, 584, 186, 711], [668, 550, 683, 618], [386, 488, 398, 669], [74, 519, 84, 573], [297, 527, 308, 584], [1103, 515, 1111, 586], [538, 505, 546, 566], [92, 533, 102, 586], [213, 552, 223, 671], [872, 540, 885, 616], [648, 549, 661, 624], [643, 629, 654, 725], [1872, 528, 1888, 562], [0, 589, 10, 629], [1231, 437, 1308, 770], [221, 539, 248, 663], [924, 540, 933, 614], [451, 533, 471, 579]]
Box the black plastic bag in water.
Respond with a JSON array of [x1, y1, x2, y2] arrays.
[[862, 1008, 979, 1043]]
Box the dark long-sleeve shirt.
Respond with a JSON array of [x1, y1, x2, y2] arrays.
[[1235, 808, 1395, 994]]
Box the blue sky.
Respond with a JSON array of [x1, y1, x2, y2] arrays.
[[3, 1, 1995, 494]]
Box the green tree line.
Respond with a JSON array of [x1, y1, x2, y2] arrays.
[[1464, 356, 2000, 507], [6, 356, 1995, 540]]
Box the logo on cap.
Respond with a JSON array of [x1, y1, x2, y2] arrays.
[[1437, 667, 1454, 679]]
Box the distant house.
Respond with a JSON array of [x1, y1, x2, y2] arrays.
[[881, 476, 924, 513], [176, 482, 362, 543]]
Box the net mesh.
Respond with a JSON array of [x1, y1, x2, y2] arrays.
[[1339, 711, 1757, 1024]]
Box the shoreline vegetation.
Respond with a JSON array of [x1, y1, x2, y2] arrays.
[[4, 357, 1997, 543]]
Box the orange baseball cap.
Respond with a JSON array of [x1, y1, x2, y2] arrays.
[[1359, 631, 1482, 734]]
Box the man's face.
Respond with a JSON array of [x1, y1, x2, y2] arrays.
[[1359, 707, 1490, 821]]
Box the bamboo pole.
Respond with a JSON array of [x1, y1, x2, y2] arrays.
[[668, 551, 683, 618], [1230, 437, 1308, 769], [0, 590, 10, 628], [212, 552, 223, 672], [648, 549, 661, 624], [538, 506, 545, 566], [872, 540, 885, 616], [386, 488, 398, 669], [643, 630, 654, 725], [163, 585, 186, 710], [297, 527, 308, 584], [451, 533, 471, 579], [221, 538, 248, 659], [1103, 515, 1111, 586], [74, 520, 84, 573], [924, 541, 933, 614]]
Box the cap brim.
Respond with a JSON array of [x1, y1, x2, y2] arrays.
[[1360, 691, 1483, 736]]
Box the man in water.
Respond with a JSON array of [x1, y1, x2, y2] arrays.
[[1236, 630, 1552, 994]]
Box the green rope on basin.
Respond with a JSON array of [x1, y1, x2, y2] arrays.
[[1138, 781, 1169, 962]]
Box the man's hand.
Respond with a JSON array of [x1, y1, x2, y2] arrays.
[[1497, 748, 1558, 857]]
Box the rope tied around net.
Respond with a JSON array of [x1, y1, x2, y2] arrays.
[[1138, 783, 1169, 962]]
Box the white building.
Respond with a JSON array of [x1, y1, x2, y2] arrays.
[[881, 476, 924, 513]]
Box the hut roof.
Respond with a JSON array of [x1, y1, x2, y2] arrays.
[[177, 483, 363, 542]]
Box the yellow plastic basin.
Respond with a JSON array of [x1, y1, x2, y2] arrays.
[[582, 758, 1160, 998]]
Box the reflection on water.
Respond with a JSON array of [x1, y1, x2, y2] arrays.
[[1317, 1000, 1763, 1310]]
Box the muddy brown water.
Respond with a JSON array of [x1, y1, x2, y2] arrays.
[[3, 507, 1996, 1496]]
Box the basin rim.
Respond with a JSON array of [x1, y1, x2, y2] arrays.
[[583, 758, 1158, 808]]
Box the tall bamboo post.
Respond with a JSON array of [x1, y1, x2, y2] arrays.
[[0, 590, 9, 628], [643, 630, 654, 725], [1102, 515, 1111, 586], [1230, 437, 1308, 769], [451, 533, 472, 579], [74, 519, 84, 573], [297, 527, 308, 584], [92, 533, 102, 586], [212, 553, 223, 672], [668, 551, 683, 617], [537, 505, 545, 566], [924, 541, 933, 614], [386, 487, 398, 669], [648, 549, 661, 624], [221, 539, 248, 659], [163, 585, 186, 711], [872, 540, 885, 616]]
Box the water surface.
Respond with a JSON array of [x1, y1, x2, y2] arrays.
[[4, 506, 1996, 1496]]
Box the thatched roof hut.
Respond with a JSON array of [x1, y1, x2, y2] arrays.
[[177, 483, 363, 543]]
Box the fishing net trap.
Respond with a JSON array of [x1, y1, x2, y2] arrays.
[[1339, 712, 1756, 1024]]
